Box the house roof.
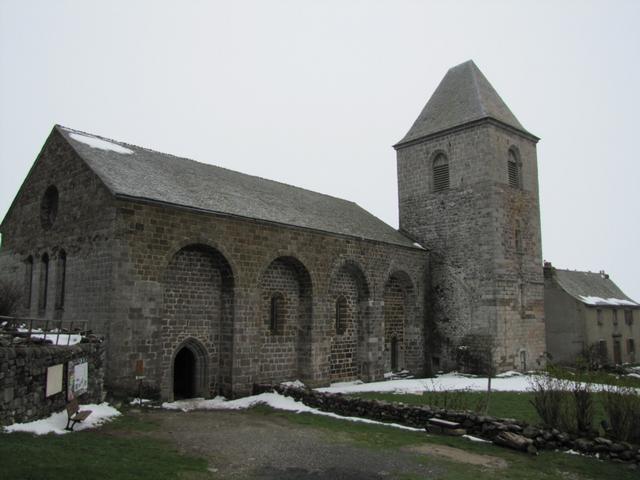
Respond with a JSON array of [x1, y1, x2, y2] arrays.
[[552, 268, 639, 307], [396, 60, 534, 147], [56, 126, 420, 249]]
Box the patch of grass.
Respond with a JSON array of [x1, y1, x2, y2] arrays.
[[549, 367, 640, 389], [260, 406, 638, 480], [350, 391, 609, 430], [0, 413, 209, 480]]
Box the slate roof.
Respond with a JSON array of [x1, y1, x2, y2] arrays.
[[552, 268, 639, 307], [396, 60, 533, 146], [56, 126, 419, 249]]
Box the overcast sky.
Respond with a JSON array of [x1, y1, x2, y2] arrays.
[[1, 0, 639, 300]]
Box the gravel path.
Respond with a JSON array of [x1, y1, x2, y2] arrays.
[[136, 409, 444, 479]]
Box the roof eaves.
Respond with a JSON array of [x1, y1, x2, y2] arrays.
[[393, 117, 539, 150], [113, 193, 425, 251]]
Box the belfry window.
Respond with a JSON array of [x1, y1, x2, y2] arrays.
[[432, 153, 450, 192], [508, 149, 522, 189], [335, 296, 347, 335]]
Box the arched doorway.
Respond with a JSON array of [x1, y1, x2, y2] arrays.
[[171, 339, 209, 400], [173, 347, 196, 399]]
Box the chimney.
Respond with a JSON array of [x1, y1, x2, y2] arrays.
[[543, 261, 554, 278], [599, 270, 609, 280]]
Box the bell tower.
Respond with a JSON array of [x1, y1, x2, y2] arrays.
[[394, 60, 545, 372]]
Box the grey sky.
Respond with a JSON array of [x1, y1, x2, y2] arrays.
[[1, 0, 639, 300]]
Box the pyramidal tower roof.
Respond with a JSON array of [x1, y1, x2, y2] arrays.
[[396, 60, 534, 146]]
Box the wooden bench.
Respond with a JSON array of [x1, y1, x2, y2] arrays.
[[426, 417, 466, 436], [65, 398, 92, 431]]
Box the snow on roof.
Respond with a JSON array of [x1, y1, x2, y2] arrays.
[[579, 296, 639, 307], [69, 132, 134, 155], [552, 268, 639, 307]]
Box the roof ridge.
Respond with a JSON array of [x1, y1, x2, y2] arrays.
[[468, 61, 487, 118]]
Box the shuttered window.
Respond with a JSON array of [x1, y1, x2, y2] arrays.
[[432, 154, 449, 192], [508, 150, 521, 189]]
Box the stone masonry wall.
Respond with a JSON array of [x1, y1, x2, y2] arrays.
[[0, 128, 116, 338], [328, 267, 361, 382], [258, 258, 307, 383], [396, 122, 545, 372], [0, 342, 105, 426], [109, 198, 429, 398], [384, 277, 406, 371]]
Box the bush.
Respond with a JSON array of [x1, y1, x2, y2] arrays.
[[0, 280, 22, 316], [572, 381, 595, 434], [602, 386, 640, 443], [528, 374, 572, 429], [422, 383, 475, 411]]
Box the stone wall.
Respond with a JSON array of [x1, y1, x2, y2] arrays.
[[396, 121, 545, 372], [256, 384, 640, 467], [110, 198, 429, 399], [0, 342, 105, 426]]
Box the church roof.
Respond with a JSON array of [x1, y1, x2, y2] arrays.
[[396, 60, 533, 146], [552, 268, 639, 307], [56, 126, 419, 249]]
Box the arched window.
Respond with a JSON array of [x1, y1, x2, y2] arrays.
[[40, 186, 59, 230], [335, 296, 348, 335], [24, 256, 33, 309], [56, 250, 67, 310], [508, 149, 522, 189], [432, 153, 450, 192], [269, 293, 284, 334], [39, 253, 49, 312]]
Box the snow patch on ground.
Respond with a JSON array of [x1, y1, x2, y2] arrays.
[[463, 434, 491, 443], [69, 133, 134, 154], [162, 392, 422, 432], [280, 380, 306, 389], [3, 403, 120, 435], [316, 372, 622, 395]]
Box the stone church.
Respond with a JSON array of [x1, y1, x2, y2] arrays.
[[0, 60, 545, 400]]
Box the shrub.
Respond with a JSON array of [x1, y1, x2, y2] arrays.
[[421, 383, 474, 411], [0, 280, 22, 316], [602, 386, 640, 443], [571, 380, 594, 434], [528, 374, 571, 429]]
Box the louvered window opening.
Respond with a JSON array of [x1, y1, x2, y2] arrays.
[[432, 155, 450, 192], [508, 150, 521, 189]]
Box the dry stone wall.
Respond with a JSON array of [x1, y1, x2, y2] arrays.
[[257, 384, 640, 468], [0, 342, 105, 426]]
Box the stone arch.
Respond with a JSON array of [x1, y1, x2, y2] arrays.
[[170, 337, 209, 399], [383, 270, 416, 373], [161, 243, 234, 398], [258, 255, 313, 383], [328, 260, 371, 382], [162, 236, 238, 282]]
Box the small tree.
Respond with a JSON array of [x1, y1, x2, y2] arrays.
[[457, 335, 496, 414], [0, 280, 21, 316]]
